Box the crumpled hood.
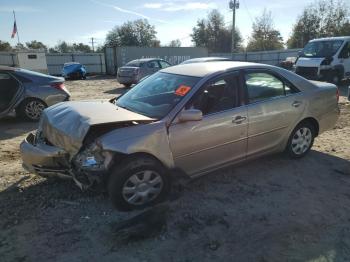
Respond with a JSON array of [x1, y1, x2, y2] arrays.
[[296, 57, 324, 67], [39, 100, 153, 154]]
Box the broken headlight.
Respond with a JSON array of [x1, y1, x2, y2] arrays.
[[74, 142, 112, 172]]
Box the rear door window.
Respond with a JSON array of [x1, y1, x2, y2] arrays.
[[244, 71, 297, 103], [147, 61, 160, 69]]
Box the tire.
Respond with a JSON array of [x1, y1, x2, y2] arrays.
[[329, 71, 342, 85], [16, 98, 47, 122], [123, 83, 131, 88], [286, 121, 315, 158], [107, 156, 171, 211]]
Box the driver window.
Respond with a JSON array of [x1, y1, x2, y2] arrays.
[[0, 72, 20, 111], [188, 74, 239, 115], [339, 42, 350, 58]]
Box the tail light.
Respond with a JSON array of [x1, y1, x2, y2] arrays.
[[51, 82, 65, 90], [336, 87, 339, 103], [51, 82, 70, 96]]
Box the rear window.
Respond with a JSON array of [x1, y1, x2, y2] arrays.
[[126, 61, 142, 67]]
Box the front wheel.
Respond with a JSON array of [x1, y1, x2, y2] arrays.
[[286, 122, 315, 158], [107, 156, 170, 211]]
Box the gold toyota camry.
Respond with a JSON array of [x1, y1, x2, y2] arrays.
[[20, 62, 340, 210]]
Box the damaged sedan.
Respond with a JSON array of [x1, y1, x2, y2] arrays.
[[20, 62, 339, 211]]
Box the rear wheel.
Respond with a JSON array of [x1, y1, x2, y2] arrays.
[[108, 156, 170, 211], [123, 83, 131, 88], [16, 98, 47, 121], [286, 122, 315, 158]]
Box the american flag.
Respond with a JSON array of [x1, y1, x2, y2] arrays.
[[11, 21, 17, 38]]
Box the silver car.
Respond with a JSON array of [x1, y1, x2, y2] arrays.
[[117, 58, 171, 87], [0, 66, 70, 121], [20, 62, 339, 210]]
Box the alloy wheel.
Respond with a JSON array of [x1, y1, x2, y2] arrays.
[[25, 100, 45, 120], [122, 170, 163, 205], [291, 127, 312, 155]]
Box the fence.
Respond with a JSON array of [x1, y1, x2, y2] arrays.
[[0, 52, 18, 67], [211, 49, 302, 65], [0, 52, 105, 75], [46, 53, 105, 75], [105, 46, 208, 75]]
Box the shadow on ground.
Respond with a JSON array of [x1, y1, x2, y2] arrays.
[[0, 115, 38, 140]]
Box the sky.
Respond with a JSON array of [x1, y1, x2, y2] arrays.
[[0, 0, 315, 48]]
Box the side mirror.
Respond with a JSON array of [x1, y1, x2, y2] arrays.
[[178, 109, 203, 122]]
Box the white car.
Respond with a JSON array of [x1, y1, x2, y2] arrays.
[[295, 36, 350, 84]]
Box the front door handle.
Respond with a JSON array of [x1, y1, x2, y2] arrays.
[[292, 101, 302, 107], [232, 116, 247, 124]]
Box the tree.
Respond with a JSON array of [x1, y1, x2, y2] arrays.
[[191, 9, 243, 53], [105, 19, 158, 47], [72, 43, 91, 53], [287, 0, 350, 48], [167, 39, 181, 47], [25, 40, 47, 51], [14, 43, 26, 50], [0, 40, 12, 51], [51, 41, 92, 53], [246, 9, 284, 51], [54, 41, 71, 53]]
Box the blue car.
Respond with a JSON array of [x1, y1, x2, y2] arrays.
[[62, 62, 87, 80]]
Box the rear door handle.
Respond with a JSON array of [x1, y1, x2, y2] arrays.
[[292, 101, 302, 107], [232, 116, 247, 124]]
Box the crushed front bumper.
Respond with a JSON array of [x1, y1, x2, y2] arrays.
[[20, 132, 72, 179]]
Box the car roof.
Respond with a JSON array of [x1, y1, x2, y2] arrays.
[[184, 57, 231, 63], [310, 36, 350, 42], [128, 58, 161, 63], [161, 61, 272, 77]]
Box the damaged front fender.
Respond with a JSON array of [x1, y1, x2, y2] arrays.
[[99, 121, 175, 169]]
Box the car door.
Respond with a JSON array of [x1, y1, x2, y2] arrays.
[[338, 41, 350, 78], [243, 70, 305, 158], [168, 71, 248, 176], [0, 71, 24, 117], [146, 60, 161, 75]]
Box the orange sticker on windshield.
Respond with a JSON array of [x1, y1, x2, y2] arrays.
[[175, 85, 191, 96]]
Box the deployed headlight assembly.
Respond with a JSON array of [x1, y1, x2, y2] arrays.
[[74, 142, 114, 172]]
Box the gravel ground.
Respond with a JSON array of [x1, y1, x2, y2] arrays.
[[0, 76, 349, 262]]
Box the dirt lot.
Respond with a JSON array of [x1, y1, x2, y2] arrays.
[[0, 76, 350, 262]]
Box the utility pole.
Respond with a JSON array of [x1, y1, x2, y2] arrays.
[[90, 37, 95, 52], [229, 0, 239, 57]]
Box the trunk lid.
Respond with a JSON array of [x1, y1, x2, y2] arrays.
[[118, 66, 139, 77]]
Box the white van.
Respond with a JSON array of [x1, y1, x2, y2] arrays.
[[295, 36, 350, 84]]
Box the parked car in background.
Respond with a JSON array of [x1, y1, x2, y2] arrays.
[[20, 61, 339, 210], [295, 36, 350, 84], [279, 57, 297, 70], [62, 62, 87, 80], [181, 57, 231, 64], [0, 66, 70, 121], [117, 58, 171, 87]]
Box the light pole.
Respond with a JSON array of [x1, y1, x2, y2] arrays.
[[229, 0, 239, 56]]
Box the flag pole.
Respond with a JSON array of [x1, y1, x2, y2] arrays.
[[13, 10, 20, 45]]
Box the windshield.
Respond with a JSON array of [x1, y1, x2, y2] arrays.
[[116, 72, 200, 119], [301, 40, 344, 58]]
